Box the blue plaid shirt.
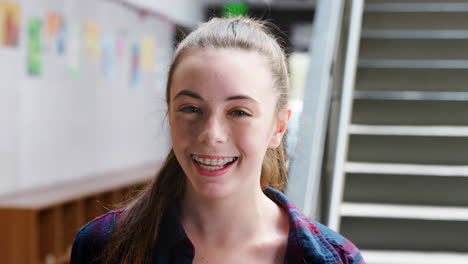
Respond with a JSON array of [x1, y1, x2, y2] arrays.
[[71, 187, 365, 263]]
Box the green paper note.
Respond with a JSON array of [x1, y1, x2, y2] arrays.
[[27, 18, 41, 76]]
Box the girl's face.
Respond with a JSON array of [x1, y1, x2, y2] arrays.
[[169, 48, 289, 199]]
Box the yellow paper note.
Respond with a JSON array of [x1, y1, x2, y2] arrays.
[[84, 21, 99, 58], [141, 35, 155, 70]]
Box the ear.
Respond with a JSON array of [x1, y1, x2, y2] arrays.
[[268, 108, 292, 148]]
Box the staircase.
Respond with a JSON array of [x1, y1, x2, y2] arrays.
[[329, 1, 468, 263]]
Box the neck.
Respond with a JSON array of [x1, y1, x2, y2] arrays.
[[179, 184, 278, 247]]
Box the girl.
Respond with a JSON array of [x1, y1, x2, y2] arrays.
[[71, 17, 365, 264]]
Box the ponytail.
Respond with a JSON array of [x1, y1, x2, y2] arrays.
[[101, 150, 185, 264]]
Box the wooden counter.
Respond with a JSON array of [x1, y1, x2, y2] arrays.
[[0, 162, 159, 264]]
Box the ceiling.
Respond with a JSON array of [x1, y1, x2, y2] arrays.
[[201, 0, 317, 9]]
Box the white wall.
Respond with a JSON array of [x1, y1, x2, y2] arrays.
[[125, 0, 204, 27], [0, 0, 174, 194]]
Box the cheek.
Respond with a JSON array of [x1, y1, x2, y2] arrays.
[[170, 116, 198, 145], [231, 119, 273, 152]]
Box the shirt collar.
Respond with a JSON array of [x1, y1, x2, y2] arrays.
[[155, 186, 342, 263], [264, 186, 343, 263], [157, 187, 286, 249]]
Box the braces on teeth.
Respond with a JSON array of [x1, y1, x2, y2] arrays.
[[192, 155, 238, 166], [198, 164, 225, 171]]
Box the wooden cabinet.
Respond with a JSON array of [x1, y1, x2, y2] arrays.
[[0, 162, 159, 264]]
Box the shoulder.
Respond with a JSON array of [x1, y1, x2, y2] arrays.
[[312, 220, 366, 264], [264, 187, 365, 264], [70, 210, 124, 264], [288, 208, 365, 264]]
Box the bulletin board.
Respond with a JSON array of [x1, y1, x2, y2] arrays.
[[0, 0, 175, 194]]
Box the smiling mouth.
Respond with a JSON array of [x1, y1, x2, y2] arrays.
[[191, 154, 239, 171]]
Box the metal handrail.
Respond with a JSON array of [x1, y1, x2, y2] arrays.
[[286, 0, 345, 220], [327, 0, 365, 231]]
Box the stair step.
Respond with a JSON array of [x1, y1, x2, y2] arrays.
[[356, 68, 468, 92], [349, 135, 468, 165], [345, 162, 468, 177], [345, 172, 468, 206], [362, 29, 468, 39], [359, 59, 468, 69], [341, 202, 468, 221], [354, 91, 468, 101], [361, 250, 468, 264], [360, 38, 468, 60], [365, 3, 468, 12], [349, 124, 468, 137], [352, 100, 468, 126]]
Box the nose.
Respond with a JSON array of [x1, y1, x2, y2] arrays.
[[197, 113, 228, 145]]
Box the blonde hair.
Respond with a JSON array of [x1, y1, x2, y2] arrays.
[[102, 16, 290, 264]]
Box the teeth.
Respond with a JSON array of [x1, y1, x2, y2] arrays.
[[192, 155, 236, 166], [198, 163, 224, 171]]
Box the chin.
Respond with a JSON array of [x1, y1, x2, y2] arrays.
[[187, 180, 236, 200]]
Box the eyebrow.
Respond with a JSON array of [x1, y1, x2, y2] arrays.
[[226, 95, 257, 102], [173, 90, 203, 101], [173, 90, 257, 103]]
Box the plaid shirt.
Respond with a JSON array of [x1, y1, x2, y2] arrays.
[[71, 187, 365, 264]]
